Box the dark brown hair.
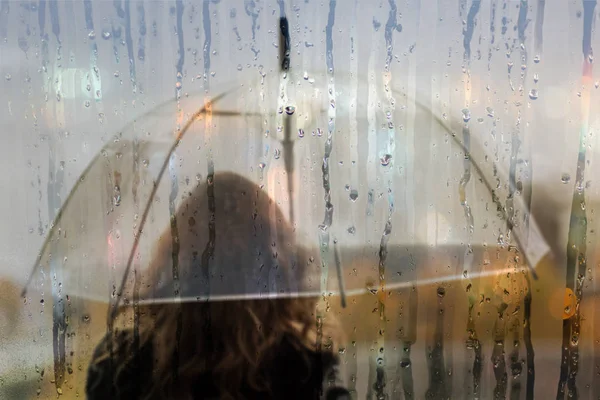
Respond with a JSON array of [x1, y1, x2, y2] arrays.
[[93, 172, 340, 399]]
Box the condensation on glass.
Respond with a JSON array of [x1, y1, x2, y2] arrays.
[[0, 1, 599, 399]]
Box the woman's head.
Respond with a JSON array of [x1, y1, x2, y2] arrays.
[[147, 171, 314, 300], [104, 172, 338, 399]]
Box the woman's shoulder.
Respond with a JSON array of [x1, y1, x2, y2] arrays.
[[266, 334, 350, 399]]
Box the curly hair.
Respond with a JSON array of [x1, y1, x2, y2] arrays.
[[90, 172, 341, 399]]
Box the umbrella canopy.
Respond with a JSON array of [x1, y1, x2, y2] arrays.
[[22, 67, 550, 312]]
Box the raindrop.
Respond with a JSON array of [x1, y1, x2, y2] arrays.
[[589, 53, 594, 63], [347, 226, 356, 234], [274, 149, 281, 159], [210, 71, 216, 77], [330, 99, 336, 108], [595, 81, 599, 89], [303, 71, 309, 80], [400, 360, 411, 368], [533, 55, 540, 63], [237, 64, 243, 71], [285, 105, 295, 115], [195, 173, 202, 181], [380, 154, 392, 166], [142, 159, 149, 168], [388, 121, 394, 129], [461, 108, 471, 122], [533, 73, 539, 83], [40, 299, 44, 304], [102, 30, 111, 40], [84, 100, 90, 108], [113, 185, 121, 206], [5, 73, 11, 81], [564, 305, 572, 315], [477, 117, 484, 123], [437, 286, 446, 298], [175, 81, 182, 90], [88, 30, 96, 39], [258, 162, 266, 170], [561, 173, 571, 184], [349, 189, 359, 202], [298, 128, 305, 138], [317, 128, 323, 137], [486, 107, 494, 117], [114, 71, 120, 78], [528, 89, 539, 100]]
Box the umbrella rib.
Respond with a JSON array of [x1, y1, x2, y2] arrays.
[[109, 91, 231, 321], [414, 100, 539, 279]]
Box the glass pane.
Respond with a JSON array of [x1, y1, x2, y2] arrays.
[[1, 1, 598, 399]]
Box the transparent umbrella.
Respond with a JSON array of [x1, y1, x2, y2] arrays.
[[20, 64, 550, 318]]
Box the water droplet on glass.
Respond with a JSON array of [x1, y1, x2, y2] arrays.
[[114, 71, 120, 78], [461, 108, 471, 122], [330, 99, 336, 108], [486, 107, 494, 117], [175, 81, 182, 90], [477, 117, 484, 123], [595, 81, 599, 89], [380, 154, 392, 166], [88, 30, 96, 39], [534, 55, 540, 63], [84, 100, 90, 108], [317, 128, 323, 137], [258, 162, 266, 170], [303, 71, 309, 80], [195, 173, 202, 181], [102, 30, 111, 40], [113, 185, 121, 206], [298, 128, 305, 138], [349, 189, 358, 202], [285, 105, 295, 115], [142, 159, 149, 168], [528, 89, 539, 100], [347, 226, 356, 234], [237, 64, 243, 71], [533, 73, 539, 83], [589, 54, 594, 63], [561, 173, 571, 184], [5, 73, 11, 81], [437, 286, 446, 298], [274, 149, 281, 159]]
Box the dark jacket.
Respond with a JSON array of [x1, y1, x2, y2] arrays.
[[86, 330, 350, 400]]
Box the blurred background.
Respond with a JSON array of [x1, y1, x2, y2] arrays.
[[1, 0, 600, 398]]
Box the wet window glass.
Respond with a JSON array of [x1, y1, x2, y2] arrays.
[[1, 1, 599, 399]]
